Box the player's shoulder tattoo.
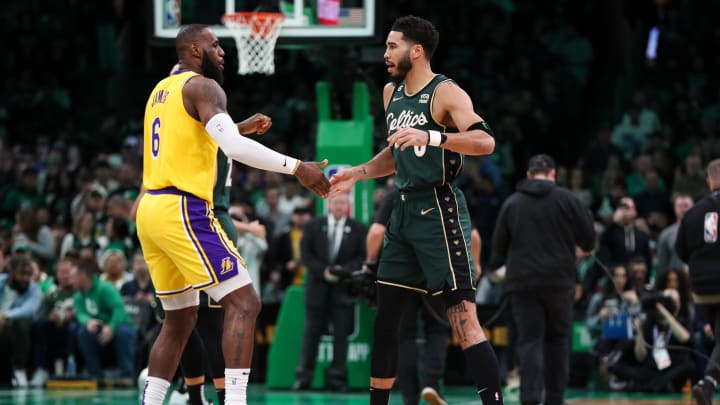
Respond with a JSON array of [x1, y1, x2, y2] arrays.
[[196, 78, 226, 108]]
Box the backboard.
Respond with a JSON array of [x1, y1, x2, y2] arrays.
[[153, 0, 378, 44]]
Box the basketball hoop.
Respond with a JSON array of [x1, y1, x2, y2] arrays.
[[222, 12, 284, 75]]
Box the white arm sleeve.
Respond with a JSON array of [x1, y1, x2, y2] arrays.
[[205, 113, 299, 175]]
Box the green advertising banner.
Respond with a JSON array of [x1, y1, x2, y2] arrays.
[[265, 286, 376, 389]]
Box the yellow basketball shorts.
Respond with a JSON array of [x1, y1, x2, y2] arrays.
[[136, 187, 249, 297]]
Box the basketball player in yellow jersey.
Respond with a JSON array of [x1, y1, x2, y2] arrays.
[[137, 24, 329, 405]]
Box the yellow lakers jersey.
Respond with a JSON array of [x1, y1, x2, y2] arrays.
[[143, 71, 218, 203]]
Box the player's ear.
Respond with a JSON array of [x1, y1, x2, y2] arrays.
[[412, 44, 423, 59], [190, 41, 201, 58]]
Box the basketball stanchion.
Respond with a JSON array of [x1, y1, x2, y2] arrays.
[[222, 12, 284, 75]]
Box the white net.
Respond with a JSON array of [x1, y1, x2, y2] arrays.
[[223, 13, 284, 75]]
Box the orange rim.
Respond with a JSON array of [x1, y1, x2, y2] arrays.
[[222, 12, 285, 23]]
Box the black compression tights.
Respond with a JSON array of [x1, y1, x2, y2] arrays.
[[179, 307, 225, 380], [370, 284, 417, 379]]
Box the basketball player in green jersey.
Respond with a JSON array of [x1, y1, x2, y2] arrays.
[[330, 15, 504, 405]]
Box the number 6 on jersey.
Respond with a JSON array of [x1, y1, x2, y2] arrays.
[[151, 117, 161, 159]]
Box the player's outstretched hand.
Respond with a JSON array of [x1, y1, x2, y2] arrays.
[[295, 159, 330, 198], [237, 113, 272, 135], [329, 167, 357, 195]]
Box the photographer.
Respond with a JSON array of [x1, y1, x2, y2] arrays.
[[294, 192, 367, 392], [585, 263, 638, 374], [676, 158, 720, 405], [607, 283, 693, 392]]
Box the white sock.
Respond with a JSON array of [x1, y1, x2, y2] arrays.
[[225, 368, 251, 405], [142, 376, 171, 405]]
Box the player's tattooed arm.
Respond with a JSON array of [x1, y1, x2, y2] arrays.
[[183, 76, 228, 125]]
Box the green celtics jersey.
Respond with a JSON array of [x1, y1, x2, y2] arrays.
[[214, 149, 232, 210], [386, 74, 462, 191]]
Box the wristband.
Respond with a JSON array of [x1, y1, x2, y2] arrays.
[[428, 130, 443, 147]]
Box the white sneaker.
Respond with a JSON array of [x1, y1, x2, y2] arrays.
[[505, 367, 520, 391], [168, 390, 189, 405], [30, 369, 48, 387], [13, 369, 28, 388], [421, 386, 448, 405]]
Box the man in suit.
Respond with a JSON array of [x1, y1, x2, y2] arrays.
[[598, 196, 652, 272], [294, 192, 367, 391]]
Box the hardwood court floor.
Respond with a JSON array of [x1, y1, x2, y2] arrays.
[[0, 385, 697, 405]]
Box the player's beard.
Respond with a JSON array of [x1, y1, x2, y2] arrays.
[[202, 50, 224, 85], [390, 52, 412, 84]]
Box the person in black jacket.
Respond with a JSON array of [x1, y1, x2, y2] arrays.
[[491, 154, 595, 405], [294, 192, 367, 392], [675, 158, 720, 405]]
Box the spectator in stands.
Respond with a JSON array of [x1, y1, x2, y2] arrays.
[[99, 248, 132, 290], [119, 250, 156, 371], [595, 178, 628, 225], [98, 215, 132, 260], [0, 255, 42, 387], [633, 169, 672, 220], [70, 180, 107, 225], [108, 162, 140, 201], [59, 211, 99, 259], [0, 168, 44, 220], [120, 250, 154, 306], [230, 203, 268, 295], [673, 154, 707, 202], [656, 193, 694, 273], [12, 207, 55, 270], [30, 256, 78, 386], [612, 105, 653, 160], [625, 154, 656, 197], [256, 187, 291, 238], [569, 167, 593, 209], [279, 178, 310, 213], [73, 258, 136, 382], [582, 127, 624, 179], [598, 197, 652, 271], [270, 206, 313, 289]]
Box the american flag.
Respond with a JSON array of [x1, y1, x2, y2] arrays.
[[338, 8, 364, 26]]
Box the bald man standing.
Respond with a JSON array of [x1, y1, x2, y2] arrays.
[[137, 24, 330, 405]]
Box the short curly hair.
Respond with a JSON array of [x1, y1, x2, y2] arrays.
[[391, 15, 439, 60]]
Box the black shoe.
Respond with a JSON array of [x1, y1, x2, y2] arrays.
[[693, 380, 714, 405], [292, 380, 310, 391], [327, 382, 347, 393]]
